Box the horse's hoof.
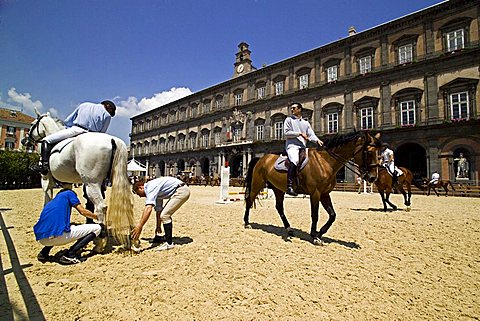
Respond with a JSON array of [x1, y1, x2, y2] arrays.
[[286, 227, 294, 237], [405, 206, 411, 212], [92, 245, 104, 254], [244, 224, 252, 229], [312, 237, 324, 246]]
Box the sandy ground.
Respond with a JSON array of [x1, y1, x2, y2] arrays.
[[0, 186, 479, 321]]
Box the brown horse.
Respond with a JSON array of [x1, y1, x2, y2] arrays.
[[368, 166, 423, 211], [421, 178, 456, 196], [244, 131, 381, 245]]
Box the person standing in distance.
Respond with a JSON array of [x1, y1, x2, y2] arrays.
[[131, 176, 190, 251], [31, 100, 116, 175], [283, 102, 323, 196]]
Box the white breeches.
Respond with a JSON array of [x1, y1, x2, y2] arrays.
[[38, 224, 101, 247], [384, 162, 395, 175], [156, 185, 190, 225], [44, 126, 87, 144], [286, 145, 301, 165]]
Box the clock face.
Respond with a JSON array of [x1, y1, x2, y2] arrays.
[[236, 64, 244, 73]]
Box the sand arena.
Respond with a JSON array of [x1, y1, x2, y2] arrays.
[[0, 186, 479, 320]]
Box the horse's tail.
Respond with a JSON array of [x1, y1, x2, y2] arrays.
[[244, 157, 260, 201], [449, 181, 456, 191], [412, 176, 425, 190], [106, 138, 134, 246]]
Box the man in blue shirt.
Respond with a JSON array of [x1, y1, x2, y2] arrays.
[[34, 189, 101, 265], [131, 177, 190, 251], [32, 100, 116, 175], [283, 102, 323, 196]]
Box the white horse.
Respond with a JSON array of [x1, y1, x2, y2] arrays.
[[22, 109, 135, 251]]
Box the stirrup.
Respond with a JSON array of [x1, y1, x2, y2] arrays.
[[286, 187, 298, 196], [30, 164, 49, 175]]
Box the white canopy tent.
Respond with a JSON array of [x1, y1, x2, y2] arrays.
[[127, 158, 147, 176]]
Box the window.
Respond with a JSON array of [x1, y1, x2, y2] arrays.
[[178, 136, 185, 151], [214, 131, 221, 145], [6, 126, 15, 136], [360, 108, 373, 129], [191, 105, 197, 118], [256, 124, 264, 140], [400, 100, 416, 126], [446, 28, 464, 52], [189, 135, 196, 149], [299, 74, 309, 89], [168, 139, 175, 152], [233, 126, 241, 142], [450, 92, 469, 120], [201, 133, 209, 148], [327, 66, 338, 82], [180, 109, 186, 121], [398, 44, 413, 64], [234, 92, 243, 106], [257, 86, 266, 99], [327, 113, 338, 134], [203, 101, 210, 114], [5, 141, 14, 149], [215, 97, 223, 110], [274, 81, 284, 95], [359, 56, 371, 74], [159, 140, 165, 153], [273, 121, 283, 140]]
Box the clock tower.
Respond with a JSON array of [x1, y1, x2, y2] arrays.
[[233, 42, 254, 77]]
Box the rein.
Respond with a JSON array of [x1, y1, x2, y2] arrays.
[[321, 133, 377, 179], [27, 115, 47, 144]]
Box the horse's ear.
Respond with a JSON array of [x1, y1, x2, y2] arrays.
[[34, 107, 41, 117], [46, 112, 51, 117]]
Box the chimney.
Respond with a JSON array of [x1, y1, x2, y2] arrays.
[[348, 26, 356, 36]]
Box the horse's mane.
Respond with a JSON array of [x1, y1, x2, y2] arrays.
[[322, 131, 364, 149]]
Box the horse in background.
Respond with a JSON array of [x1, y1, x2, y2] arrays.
[[22, 109, 135, 251], [421, 178, 456, 197], [368, 166, 424, 211], [244, 131, 381, 245]]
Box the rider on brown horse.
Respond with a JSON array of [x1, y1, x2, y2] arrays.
[[283, 102, 323, 196], [379, 143, 398, 188]]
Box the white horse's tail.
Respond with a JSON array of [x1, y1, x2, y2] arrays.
[[106, 138, 134, 246]]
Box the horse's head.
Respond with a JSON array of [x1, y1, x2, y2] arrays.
[[352, 132, 382, 182], [21, 112, 64, 147]]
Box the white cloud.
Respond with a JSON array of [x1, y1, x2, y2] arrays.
[[7, 87, 45, 115], [115, 87, 193, 118]]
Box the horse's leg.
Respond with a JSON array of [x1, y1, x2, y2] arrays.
[[84, 183, 108, 253], [83, 183, 106, 224], [315, 193, 335, 245], [433, 186, 440, 197], [384, 191, 397, 211], [41, 175, 55, 204], [271, 186, 293, 236], [244, 177, 266, 229], [379, 190, 388, 211]]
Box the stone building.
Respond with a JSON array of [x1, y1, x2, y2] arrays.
[[130, 0, 480, 184], [0, 108, 36, 152]]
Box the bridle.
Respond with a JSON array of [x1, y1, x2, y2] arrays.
[[322, 132, 380, 179], [24, 115, 47, 145]]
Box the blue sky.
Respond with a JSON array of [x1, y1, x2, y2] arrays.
[[0, 0, 444, 144]]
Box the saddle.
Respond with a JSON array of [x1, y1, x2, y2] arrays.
[[385, 166, 403, 177], [274, 148, 309, 172], [51, 137, 75, 155]]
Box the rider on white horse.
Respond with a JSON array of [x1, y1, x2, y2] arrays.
[[379, 142, 398, 187], [31, 100, 116, 175]]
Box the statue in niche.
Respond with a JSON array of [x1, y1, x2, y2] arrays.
[[454, 153, 469, 179]]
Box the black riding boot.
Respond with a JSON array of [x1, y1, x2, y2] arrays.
[[59, 232, 97, 265], [163, 222, 173, 245], [392, 172, 398, 188], [286, 163, 298, 196], [31, 141, 53, 175]]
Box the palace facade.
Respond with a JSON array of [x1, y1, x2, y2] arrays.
[[0, 108, 36, 152], [130, 0, 480, 184]]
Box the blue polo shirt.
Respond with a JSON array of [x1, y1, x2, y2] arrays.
[[33, 190, 81, 240]]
